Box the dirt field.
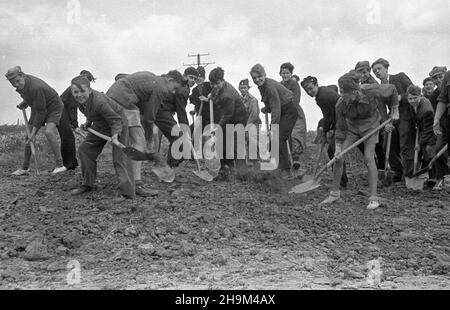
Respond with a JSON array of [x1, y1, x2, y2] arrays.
[[0, 127, 449, 290]]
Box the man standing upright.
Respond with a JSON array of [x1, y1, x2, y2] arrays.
[[239, 78, 261, 164], [6, 66, 67, 176], [279, 62, 307, 170], [372, 58, 412, 182]]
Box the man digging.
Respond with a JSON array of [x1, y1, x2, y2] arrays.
[[6, 66, 67, 176]]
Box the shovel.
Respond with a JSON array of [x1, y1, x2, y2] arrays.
[[86, 128, 175, 183], [289, 118, 392, 194], [260, 113, 278, 171], [379, 131, 395, 186], [410, 144, 448, 185], [186, 134, 214, 182], [302, 141, 326, 182], [204, 98, 221, 172], [405, 129, 424, 190], [22, 109, 40, 175]]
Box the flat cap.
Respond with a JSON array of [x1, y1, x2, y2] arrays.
[[338, 70, 361, 93], [355, 61, 371, 72], [5, 66, 23, 80]]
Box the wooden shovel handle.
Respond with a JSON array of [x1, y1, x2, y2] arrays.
[[21, 109, 36, 155], [314, 118, 392, 179], [413, 128, 420, 175], [384, 131, 392, 171]]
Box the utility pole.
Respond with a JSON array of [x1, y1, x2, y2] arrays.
[[183, 53, 215, 68]]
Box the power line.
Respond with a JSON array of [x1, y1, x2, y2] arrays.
[[183, 53, 215, 68]]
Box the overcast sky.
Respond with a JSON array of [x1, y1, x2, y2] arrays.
[[1, 0, 449, 129]]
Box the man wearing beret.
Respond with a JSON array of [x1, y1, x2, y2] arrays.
[[279, 62, 307, 170], [58, 70, 96, 171], [372, 58, 412, 182], [322, 70, 399, 210], [209, 67, 249, 170], [6, 66, 66, 176], [250, 64, 298, 176], [106, 70, 183, 196]]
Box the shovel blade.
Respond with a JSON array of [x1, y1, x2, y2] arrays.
[[302, 174, 315, 182], [405, 176, 425, 191], [193, 170, 214, 182], [260, 158, 278, 171], [152, 166, 175, 183], [289, 178, 322, 194], [123, 147, 149, 161], [205, 158, 221, 172]]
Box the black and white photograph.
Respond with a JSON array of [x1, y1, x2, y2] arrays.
[[0, 0, 449, 294]]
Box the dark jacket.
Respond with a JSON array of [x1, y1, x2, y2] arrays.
[[315, 85, 340, 133], [163, 83, 190, 125], [17, 75, 63, 128], [258, 78, 293, 124], [405, 97, 436, 147], [213, 82, 249, 127], [438, 71, 450, 110], [60, 86, 80, 128], [281, 78, 305, 120], [83, 90, 123, 136], [387, 72, 413, 120], [106, 71, 172, 131]]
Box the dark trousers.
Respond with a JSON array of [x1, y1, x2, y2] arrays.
[[433, 120, 449, 179], [399, 119, 417, 177], [277, 103, 298, 171], [57, 109, 78, 170], [77, 116, 135, 197]]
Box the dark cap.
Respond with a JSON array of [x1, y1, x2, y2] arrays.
[[184, 67, 199, 77], [197, 66, 206, 78], [422, 77, 434, 86], [355, 61, 371, 72], [80, 70, 96, 82], [429, 66, 447, 78], [5, 66, 24, 80], [239, 79, 250, 88]]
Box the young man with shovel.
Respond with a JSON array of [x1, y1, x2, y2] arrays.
[[208, 67, 249, 171], [239, 78, 261, 166], [402, 85, 438, 187], [69, 76, 136, 198], [250, 64, 298, 178], [301, 76, 349, 188], [322, 71, 399, 210], [279, 62, 307, 171], [6, 66, 67, 176]]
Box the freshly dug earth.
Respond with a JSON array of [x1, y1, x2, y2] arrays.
[[0, 136, 449, 290]]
